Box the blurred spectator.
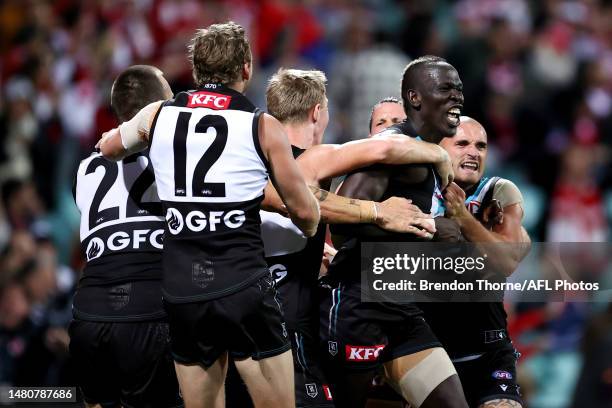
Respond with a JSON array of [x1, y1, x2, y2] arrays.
[[327, 6, 409, 143], [547, 141, 609, 242], [571, 304, 612, 407]]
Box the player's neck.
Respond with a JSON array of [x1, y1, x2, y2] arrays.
[[226, 80, 247, 94], [283, 123, 315, 149], [406, 114, 443, 144], [460, 180, 477, 194]]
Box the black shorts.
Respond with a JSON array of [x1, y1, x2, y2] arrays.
[[68, 319, 182, 408], [320, 280, 440, 370], [452, 343, 523, 407], [164, 274, 291, 367], [291, 328, 335, 407]]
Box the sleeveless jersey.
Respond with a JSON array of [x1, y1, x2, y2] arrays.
[[261, 146, 327, 331], [73, 151, 165, 321], [148, 84, 270, 302], [328, 120, 442, 317], [421, 177, 511, 354]]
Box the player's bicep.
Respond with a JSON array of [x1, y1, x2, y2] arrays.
[[259, 113, 317, 230], [493, 203, 531, 261], [492, 204, 526, 242], [337, 169, 389, 201], [295, 147, 327, 185]]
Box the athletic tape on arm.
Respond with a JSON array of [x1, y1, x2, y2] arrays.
[[119, 101, 162, 153]]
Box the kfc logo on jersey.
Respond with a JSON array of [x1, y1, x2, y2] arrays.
[[166, 208, 184, 234], [86, 237, 104, 261], [187, 92, 232, 109], [345, 345, 385, 361]]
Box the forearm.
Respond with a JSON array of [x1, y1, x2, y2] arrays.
[[98, 101, 160, 161], [310, 186, 377, 224], [454, 214, 527, 276], [380, 136, 448, 165]]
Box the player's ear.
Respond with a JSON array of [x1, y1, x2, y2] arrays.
[[408, 89, 421, 110], [242, 62, 252, 82], [312, 103, 321, 123]]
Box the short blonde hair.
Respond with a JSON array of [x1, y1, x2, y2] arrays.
[[188, 21, 252, 87], [266, 68, 327, 124]]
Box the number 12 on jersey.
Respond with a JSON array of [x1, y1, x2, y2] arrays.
[[173, 112, 228, 198]]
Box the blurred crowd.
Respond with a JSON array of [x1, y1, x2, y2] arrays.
[[0, 0, 610, 407]]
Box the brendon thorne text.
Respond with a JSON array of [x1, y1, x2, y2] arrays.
[[371, 279, 600, 292], [361, 242, 609, 302]]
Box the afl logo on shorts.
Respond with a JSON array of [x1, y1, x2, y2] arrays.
[[166, 208, 184, 235], [86, 237, 104, 261], [492, 370, 513, 380]]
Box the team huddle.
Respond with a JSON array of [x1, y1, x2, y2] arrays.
[[71, 21, 530, 408]]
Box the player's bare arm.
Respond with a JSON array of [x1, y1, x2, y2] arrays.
[[261, 183, 434, 235], [302, 136, 453, 188], [98, 101, 163, 161], [259, 113, 320, 237], [331, 169, 435, 239], [444, 182, 530, 276]]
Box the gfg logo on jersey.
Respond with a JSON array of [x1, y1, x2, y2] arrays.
[[166, 208, 246, 235], [85, 229, 164, 261], [187, 91, 232, 109], [86, 237, 105, 261], [345, 345, 385, 362], [269, 263, 288, 284], [166, 208, 184, 234]]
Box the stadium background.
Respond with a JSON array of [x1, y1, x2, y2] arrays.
[[0, 0, 610, 406]]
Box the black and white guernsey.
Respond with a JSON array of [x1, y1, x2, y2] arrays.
[[148, 84, 270, 303]]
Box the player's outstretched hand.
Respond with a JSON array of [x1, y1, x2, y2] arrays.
[[376, 197, 436, 239], [435, 147, 454, 189]]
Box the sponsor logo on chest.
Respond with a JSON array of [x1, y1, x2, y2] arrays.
[[187, 91, 232, 109]]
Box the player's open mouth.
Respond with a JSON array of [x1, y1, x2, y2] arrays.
[[447, 107, 461, 127], [460, 161, 478, 172]]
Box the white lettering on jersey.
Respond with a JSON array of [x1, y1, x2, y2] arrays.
[[166, 207, 245, 235], [269, 263, 288, 284], [187, 92, 232, 109], [86, 229, 164, 260]]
